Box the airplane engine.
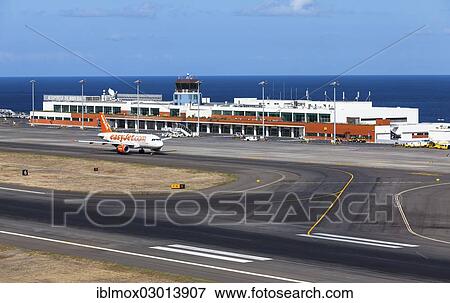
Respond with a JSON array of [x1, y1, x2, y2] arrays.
[[116, 144, 130, 154]]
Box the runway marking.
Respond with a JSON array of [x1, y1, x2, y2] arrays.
[[298, 233, 418, 249], [0, 186, 47, 195], [395, 183, 450, 245], [150, 246, 250, 263], [306, 169, 354, 235], [167, 244, 272, 261], [150, 245, 271, 263], [0, 230, 305, 283], [314, 233, 418, 248], [410, 172, 440, 177]]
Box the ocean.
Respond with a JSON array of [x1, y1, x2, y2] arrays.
[[0, 75, 449, 122]]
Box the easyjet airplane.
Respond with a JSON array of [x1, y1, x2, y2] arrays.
[[79, 113, 165, 155]]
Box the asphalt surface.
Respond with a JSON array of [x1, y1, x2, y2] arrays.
[[0, 123, 450, 282]]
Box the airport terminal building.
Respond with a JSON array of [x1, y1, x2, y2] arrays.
[[30, 76, 430, 143]]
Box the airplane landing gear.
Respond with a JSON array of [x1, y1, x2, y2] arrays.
[[139, 148, 145, 154]]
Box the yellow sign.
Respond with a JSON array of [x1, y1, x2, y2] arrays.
[[170, 183, 186, 190]]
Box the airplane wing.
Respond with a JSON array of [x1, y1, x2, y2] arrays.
[[77, 140, 140, 148], [77, 140, 111, 146]]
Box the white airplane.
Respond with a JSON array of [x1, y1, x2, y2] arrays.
[[79, 113, 165, 155]]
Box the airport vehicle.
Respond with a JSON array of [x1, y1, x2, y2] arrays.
[[433, 141, 450, 150], [348, 136, 367, 143], [242, 135, 260, 141], [403, 140, 429, 148], [162, 124, 193, 137], [1, 108, 29, 119], [233, 132, 245, 139], [79, 113, 165, 154], [297, 136, 310, 143], [162, 132, 183, 138]]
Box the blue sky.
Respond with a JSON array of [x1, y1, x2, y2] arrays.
[[0, 0, 449, 76]]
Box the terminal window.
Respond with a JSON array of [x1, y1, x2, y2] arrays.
[[281, 112, 293, 122], [307, 113, 318, 123], [319, 114, 331, 123], [293, 113, 306, 122]]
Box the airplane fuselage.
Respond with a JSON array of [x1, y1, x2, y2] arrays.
[[98, 132, 164, 152]]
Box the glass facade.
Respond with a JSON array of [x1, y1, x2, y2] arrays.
[[293, 113, 306, 122], [319, 114, 331, 123], [281, 112, 292, 122], [150, 108, 160, 116], [307, 113, 318, 123]]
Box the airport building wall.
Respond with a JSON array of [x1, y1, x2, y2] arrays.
[[30, 86, 421, 143], [390, 123, 450, 142]]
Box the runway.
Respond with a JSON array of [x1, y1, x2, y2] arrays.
[[0, 125, 450, 282]]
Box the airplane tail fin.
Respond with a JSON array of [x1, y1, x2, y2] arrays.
[[99, 113, 112, 133]]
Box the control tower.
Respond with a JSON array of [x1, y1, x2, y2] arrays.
[[173, 74, 202, 105]]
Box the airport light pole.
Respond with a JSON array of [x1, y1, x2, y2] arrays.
[[30, 80, 36, 126], [79, 80, 86, 130], [330, 81, 340, 144], [259, 81, 268, 139], [196, 80, 202, 137], [134, 80, 142, 133]]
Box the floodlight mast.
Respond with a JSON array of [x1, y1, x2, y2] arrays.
[[79, 80, 86, 130], [134, 80, 142, 133], [330, 81, 340, 144], [258, 81, 268, 139]]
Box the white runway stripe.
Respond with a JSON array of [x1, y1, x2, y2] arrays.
[[315, 233, 419, 248], [150, 246, 253, 263], [298, 234, 410, 249], [0, 230, 306, 282], [168, 244, 272, 261], [0, 186, 47, 195]]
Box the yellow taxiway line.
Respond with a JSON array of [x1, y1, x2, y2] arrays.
[[307, 170, 354, 235]]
